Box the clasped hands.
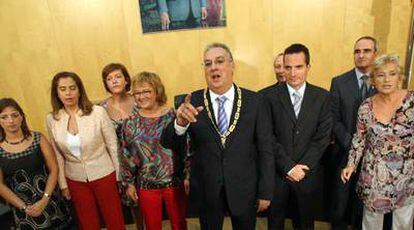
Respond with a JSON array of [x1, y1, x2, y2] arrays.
[[176, 94, 204, 127], [23, 196, 49, 217], [286, 164, 309, 182]]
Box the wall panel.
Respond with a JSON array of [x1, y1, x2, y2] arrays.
[[0, 0, 412, 133]]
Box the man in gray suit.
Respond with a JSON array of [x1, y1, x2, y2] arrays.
[[329, 36, 378, 230], [158, 0, 208, 30]]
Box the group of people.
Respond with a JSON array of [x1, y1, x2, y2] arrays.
[[0, 36, 412, 230], [0, 66, 188, 229]]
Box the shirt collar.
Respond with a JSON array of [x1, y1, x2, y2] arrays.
[[209, 85, 235, 104], [355, 68, 370, 80], [287, 82, 306, 97]]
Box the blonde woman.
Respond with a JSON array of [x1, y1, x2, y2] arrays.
[[341, 54, 414, 230]]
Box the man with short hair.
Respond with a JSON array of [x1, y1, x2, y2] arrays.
[[162, 43, 277, 230], [261, 43, 332, 230], [329, 36, 378, 230], [274, 53, 286, 83]]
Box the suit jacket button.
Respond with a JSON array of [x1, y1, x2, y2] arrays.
[[296, 131, 300, 135]]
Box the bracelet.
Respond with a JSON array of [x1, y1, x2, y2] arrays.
[[43, 192, 50, 198]]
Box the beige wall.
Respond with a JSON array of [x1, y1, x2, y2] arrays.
[[0, 0, 412, 133]]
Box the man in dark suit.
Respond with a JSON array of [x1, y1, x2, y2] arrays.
[[260, 43, 333, 230], [273, 52, 286, 83], [161, 42, 276, 229], [329, 36, 378, 230]]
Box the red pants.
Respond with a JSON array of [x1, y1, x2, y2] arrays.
[[67, 172, 125, 230], [138, 185, 187, 230]]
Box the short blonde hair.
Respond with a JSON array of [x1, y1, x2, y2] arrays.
[[132, 71, 167, 106], [371, 54, 403, 78]]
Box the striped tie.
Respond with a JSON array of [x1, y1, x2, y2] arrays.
[[293, 91, 301, 118], [216, 96, 228, 135]]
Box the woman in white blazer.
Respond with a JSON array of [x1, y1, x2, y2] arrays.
[[46, 71, 124, 230]]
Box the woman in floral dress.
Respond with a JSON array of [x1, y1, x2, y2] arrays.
[[341, 54, 414, 230]]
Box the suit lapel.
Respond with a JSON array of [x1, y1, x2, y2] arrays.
[[228, 86, 239, 125], [280, 84, 297, 123], [200, 91, 225, 151], [221, 86, 240, 149], [296, 84, 313, 125]]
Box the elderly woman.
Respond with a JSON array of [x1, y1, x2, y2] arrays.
[[47, 72, 125, 230], [100, 63, 143, 229], [0, 98, 71, 229], [121, 71, 188, 230], [341, 54, 414, 230]]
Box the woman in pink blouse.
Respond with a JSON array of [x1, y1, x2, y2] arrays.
[[341, 54, 414, 230]]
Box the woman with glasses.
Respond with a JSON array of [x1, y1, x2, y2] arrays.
[[121, 71, 188, 230]]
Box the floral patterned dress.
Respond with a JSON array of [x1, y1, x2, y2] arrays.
[[347, 90, 414, 213], [0, 132, 71, 229]]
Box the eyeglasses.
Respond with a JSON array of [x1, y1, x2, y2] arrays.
[[133, 90, 152, 97], [0, 113, 21, 121]]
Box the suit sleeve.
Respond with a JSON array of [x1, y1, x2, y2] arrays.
[[330, 78, 352, 149], [157, 0, 168, 13], [46, 115, 68, 190], [259, 90, 296, 176], [298, 94, 333, 169], [255, 97, 276, 200], [99, 107, 120, 180], [200, 0, 207, 7]]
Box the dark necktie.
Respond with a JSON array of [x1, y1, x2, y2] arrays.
[[360, 75, 369, 100]]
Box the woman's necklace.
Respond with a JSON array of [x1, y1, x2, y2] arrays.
[[4, 137, 26, 145]]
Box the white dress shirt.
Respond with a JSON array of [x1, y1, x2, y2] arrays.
[[355, 68, 371, 89], [287, 82, 306, 112], [286, 82, 306, 176], [175, 85, 235, 135]]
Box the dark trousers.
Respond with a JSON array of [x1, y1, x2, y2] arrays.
[[170, 11, 201, 30], [199, 186, 256, 230], [330, 162, 363, 230], [268, 168, 322, 230]]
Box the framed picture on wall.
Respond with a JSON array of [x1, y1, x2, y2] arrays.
[[138, 0, 226, 33]]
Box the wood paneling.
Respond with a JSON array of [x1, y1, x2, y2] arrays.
[[0, 0, 412, 133]]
